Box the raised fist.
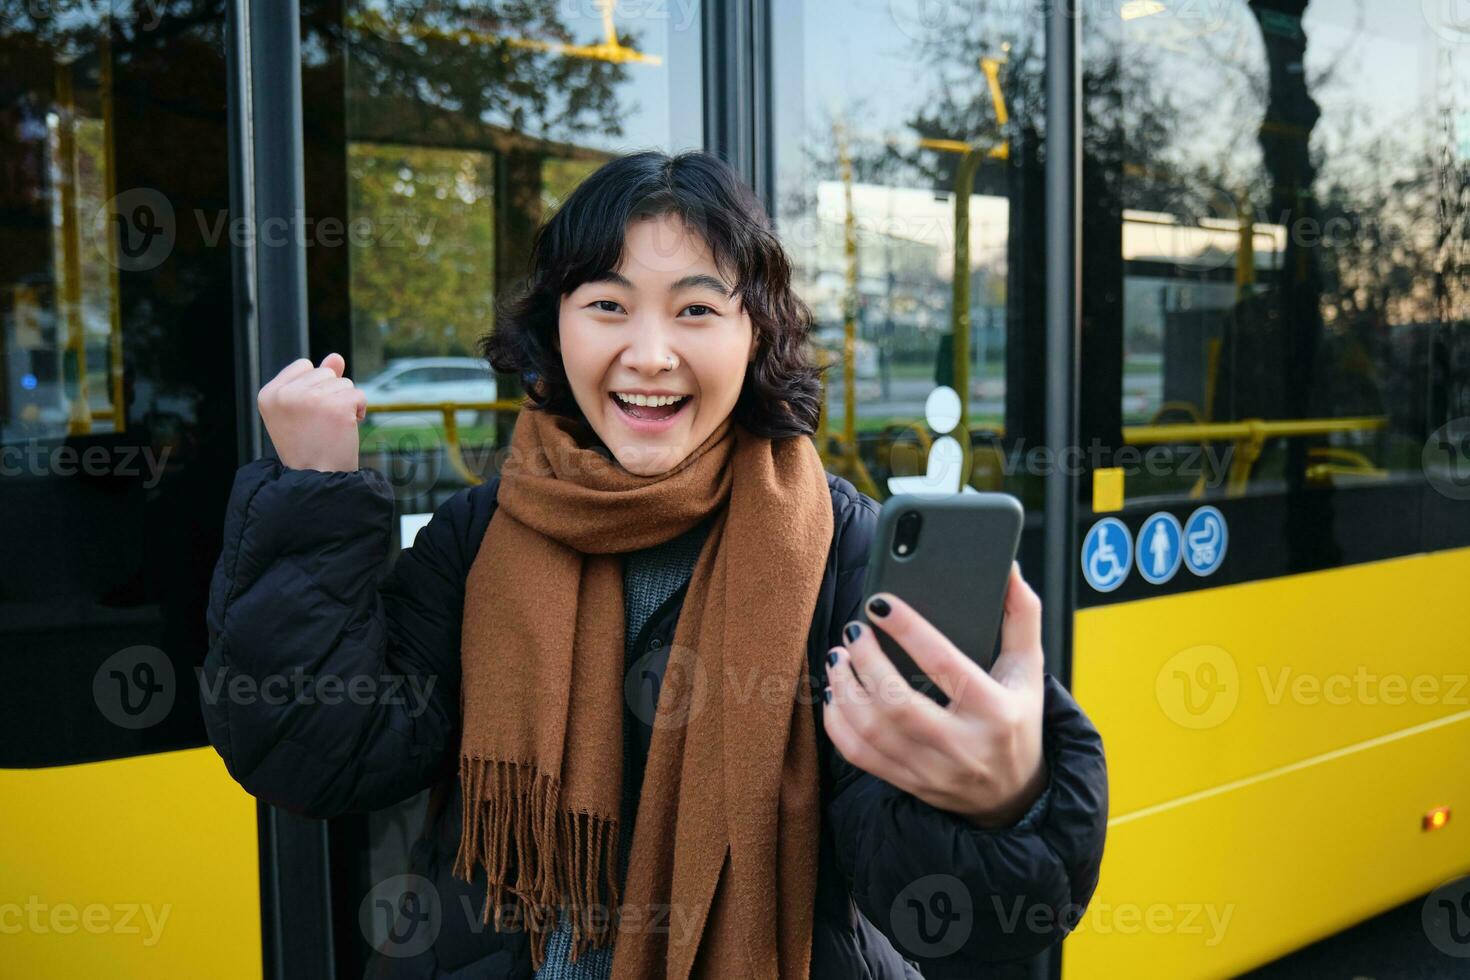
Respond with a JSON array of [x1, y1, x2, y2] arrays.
[[257, 353, 367, 473]]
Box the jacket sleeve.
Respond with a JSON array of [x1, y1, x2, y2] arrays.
[[823, 492, 1109, 979], [201, 456, 476, 819]]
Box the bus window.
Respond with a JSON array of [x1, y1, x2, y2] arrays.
[[1078, 0, 1470, 582], [771, 0, 1049, 531], [0, 6, 262, 977]]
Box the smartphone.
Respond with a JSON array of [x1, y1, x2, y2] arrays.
[[858, 492, 1025, 708]]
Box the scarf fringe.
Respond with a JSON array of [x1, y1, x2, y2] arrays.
[[453, 755, 622, 972]]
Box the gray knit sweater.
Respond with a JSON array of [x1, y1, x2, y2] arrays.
[[533, 517, 713, 978]]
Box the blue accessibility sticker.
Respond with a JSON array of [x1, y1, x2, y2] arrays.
[[1136, 512, 1183, 585], [1081, 517, 1133, 592], [1182, 506, 1228, 576]]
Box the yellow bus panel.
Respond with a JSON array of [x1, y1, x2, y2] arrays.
[[1, 746, 262, 980], [1066, 550, 1470, 977]]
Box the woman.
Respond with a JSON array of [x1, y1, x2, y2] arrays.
[[203, 150, 1107, 979]]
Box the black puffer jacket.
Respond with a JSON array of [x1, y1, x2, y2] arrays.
[[203, 456, 1108, 979]]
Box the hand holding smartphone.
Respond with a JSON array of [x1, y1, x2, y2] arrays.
[[858, 492, 1025, 708]]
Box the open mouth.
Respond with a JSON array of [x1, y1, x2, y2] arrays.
[[609, 391, 692, 426]]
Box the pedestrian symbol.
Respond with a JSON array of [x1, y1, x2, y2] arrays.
[[1136, 512, 1183, 585], [1182, 506, 1227, 576], [1081, 517, 1132, 592]]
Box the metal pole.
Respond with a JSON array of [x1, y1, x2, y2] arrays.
[[1039, 0, 1082, 976], [226, 2, 334, 978]]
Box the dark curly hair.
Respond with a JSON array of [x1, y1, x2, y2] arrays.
[[479, 149, 827, 439]]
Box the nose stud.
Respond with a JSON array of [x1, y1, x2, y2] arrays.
[[664, 354, 676, 371]]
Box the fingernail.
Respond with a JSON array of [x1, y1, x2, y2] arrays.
[[844, 622, 862, 643], [823, 687, 832, 703], [866, 596, 890, 618], [827, 648, 841, 666]]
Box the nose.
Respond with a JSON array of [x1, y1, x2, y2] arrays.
[[619, 315, 679, 376]]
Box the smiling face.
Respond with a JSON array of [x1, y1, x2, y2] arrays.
[[556, 213, 757, 477]]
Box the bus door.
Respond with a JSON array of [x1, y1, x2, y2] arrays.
[[0, 5, 263, 978]]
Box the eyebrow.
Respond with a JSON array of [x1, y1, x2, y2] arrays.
[[586, 270, 734, 296]]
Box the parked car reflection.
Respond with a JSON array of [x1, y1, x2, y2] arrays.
[[356, 356, 497, 428]]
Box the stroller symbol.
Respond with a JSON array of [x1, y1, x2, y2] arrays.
[[1182, 506, 1228, 576]]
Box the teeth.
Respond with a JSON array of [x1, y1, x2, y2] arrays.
[[614, 392, 688, 407]]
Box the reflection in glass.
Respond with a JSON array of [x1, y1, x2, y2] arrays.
[[299, 0, 702, 513], [1088, 0, 1470, 505], [773, 0, 1047, 506], [298, 3, 704, 970], [0, 5, 240, 764]]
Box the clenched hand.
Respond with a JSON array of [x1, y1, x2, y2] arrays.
[[257, 353, 367, 473]]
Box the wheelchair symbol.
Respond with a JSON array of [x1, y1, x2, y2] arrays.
[[1081, 518, 1133, 592]]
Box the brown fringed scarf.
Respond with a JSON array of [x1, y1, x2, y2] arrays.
[[454, 405, 832, 978]]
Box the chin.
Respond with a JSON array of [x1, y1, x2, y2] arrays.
[[611, 444, 691, 478]]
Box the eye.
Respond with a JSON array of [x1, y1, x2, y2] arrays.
[[588, 299, 625, 314], [680, 303, 718, 317]]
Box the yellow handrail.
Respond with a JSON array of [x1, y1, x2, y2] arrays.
[[362, 398, 528, 486], [1124, 416, 1387, 496], [367, 392, 1388, 499]]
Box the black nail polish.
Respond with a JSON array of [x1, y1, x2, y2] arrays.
[[823, 687, 831, 703], [827, 649, 839, 666], [844, 622, 861, 643], [867, 596, 891, 618]]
